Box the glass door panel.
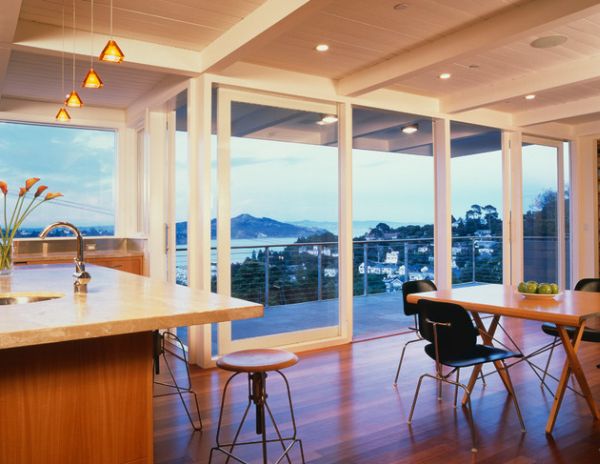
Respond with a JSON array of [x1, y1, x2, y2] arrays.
[[217, 89, 340, 353], [450, 122, 503, 286], [522, 140, 564, 286]]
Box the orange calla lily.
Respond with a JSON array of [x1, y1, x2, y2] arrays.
[[34, 185, 48, 198], [44, 192, 63, 201], [0, 181, 6, 196], [19, 187, 26, 197], [25, 177, 40, 191]]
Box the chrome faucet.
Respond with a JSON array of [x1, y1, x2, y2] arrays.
[[39, 222, 91, 293]]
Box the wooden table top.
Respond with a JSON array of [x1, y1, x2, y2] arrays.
[[406, 284, 600, 327]]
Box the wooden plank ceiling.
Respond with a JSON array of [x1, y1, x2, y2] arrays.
[[3, 0, 600, 128]]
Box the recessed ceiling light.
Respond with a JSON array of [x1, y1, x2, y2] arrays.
[[468, 64, 480, 69], [525, 94, 536, 100], [439, 72, 451, 80], [393, 3, 408, 10], [315, 44, 329, 52], [530, 35, 568, 49], [402, 124, 418, 134], [317, 114, 338, 125]]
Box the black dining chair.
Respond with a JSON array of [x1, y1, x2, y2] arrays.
[[393, 279, 437, 386], [407, 299, 526, 452], [540, 278, 600, 390]]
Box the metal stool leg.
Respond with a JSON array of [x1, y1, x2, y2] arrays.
[[210, 370, 304, 464], [153, 331, 202, 431]]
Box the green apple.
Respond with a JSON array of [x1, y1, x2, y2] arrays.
[[525, 281, 538, 294], [550, 283, 559, 294], [538, 283, 552, 294], [517, 282, 528, 293]]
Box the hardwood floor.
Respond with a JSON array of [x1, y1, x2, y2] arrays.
[[154, 319, 600, 463]]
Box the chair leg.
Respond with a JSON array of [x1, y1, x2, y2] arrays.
[[499, 361, 526, 433], [407, 373, 428, 424], [454, 369, 460, 408], [541, 336, 558, 389], [459, 384, 478, 453], [393, 336, 424, 386]]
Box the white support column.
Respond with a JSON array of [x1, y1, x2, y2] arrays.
[[570, 135, 598, 282], [187, 75, 214, 367], [115, 127, 138, 237], [166, 111, 177, 284], [501, 131, 512, 285], [145, 109, 168, 280], [338, 102, 353, 341], [216, 90, 232, 356], [433, 118, 452, 289], [509, 131, 524, 284]]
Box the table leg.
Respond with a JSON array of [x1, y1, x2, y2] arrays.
[[545, 323, 600, 434], [461, 314, 500, 406]]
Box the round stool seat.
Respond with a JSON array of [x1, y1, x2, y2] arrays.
[[217, 348, 298, 373]]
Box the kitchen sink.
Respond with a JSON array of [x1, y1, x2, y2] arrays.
[[0, 293, 64, 305]]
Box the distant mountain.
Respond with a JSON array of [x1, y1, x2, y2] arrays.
[[175, 214, 327, 243], [290, 220, 426, 237]]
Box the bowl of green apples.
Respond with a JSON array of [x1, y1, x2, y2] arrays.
[[517, 281, 561, 299]]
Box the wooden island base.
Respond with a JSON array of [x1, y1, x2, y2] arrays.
[[0, 332, 153, 464]]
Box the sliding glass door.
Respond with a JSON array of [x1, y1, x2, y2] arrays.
[[216, 88, 341, 353], [521, 137, 566, 287]]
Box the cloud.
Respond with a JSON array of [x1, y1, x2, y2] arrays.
[[71, 131, 116, 151]]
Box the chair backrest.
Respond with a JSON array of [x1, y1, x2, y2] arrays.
[[402, 279, 437, 316], [575, 278, 600, 293], [417, 299, 477, 357]]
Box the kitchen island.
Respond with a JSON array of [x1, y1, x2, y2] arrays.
[[0, 264, 263, 464]]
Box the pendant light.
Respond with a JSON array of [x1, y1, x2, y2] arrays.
[[65, 0, 83, 107], [82, 0, 103, 88], [99, 0, 124, 63], [56, 1, 71, 122]]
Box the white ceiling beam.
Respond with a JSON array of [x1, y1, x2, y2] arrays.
[[514, 95, 600, 126], [337, 0, 600, 97], [198, 0, 334, 73], [0, 0, 23, 99], [13, 20, 201, 76], [442, 54, 600, 113]]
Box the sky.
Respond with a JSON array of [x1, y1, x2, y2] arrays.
[[0, 120, 564, 233], [175, 133, 565, 228], [0, 122, 115, 228]]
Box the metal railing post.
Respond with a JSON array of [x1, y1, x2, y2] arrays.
[[404, 242, 409, 282], [264, 247, 270, 307], [363, 243, 368, 296], [317, 245, 323, 301], [471, 238, 476, 283]]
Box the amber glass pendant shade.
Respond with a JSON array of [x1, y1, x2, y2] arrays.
[[82, 68, 103, 88], [65, 90, 83, 107], [55, 107, 71, 122], [99, 40, 124, 63]]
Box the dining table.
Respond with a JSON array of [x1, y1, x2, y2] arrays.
[[406, 283, 600, 434]]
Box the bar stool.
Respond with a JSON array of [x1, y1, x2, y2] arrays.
[[209, 348, 305, 464], [153, 331, 202, 431]]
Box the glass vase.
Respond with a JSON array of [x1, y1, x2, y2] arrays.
[[0, 241, 13, 276]]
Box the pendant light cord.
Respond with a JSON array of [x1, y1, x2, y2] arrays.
[[110, 0, 113, 37], [61, 1, 65, 98], [72, 0, 75, 89], [90, 0, 94, 67]]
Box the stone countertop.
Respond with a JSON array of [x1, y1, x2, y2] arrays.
[[14, 250, 145, 261], [0, 264, 263, 350]]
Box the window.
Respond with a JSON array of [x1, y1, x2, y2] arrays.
[[0, 121, 116, 237]]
